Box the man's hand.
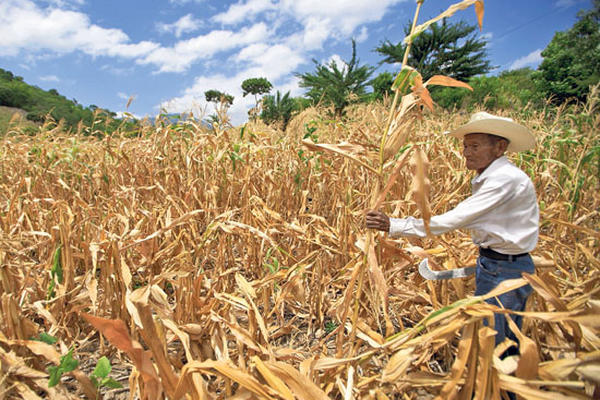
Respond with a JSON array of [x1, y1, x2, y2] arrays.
[[366, 210, 390, 232]]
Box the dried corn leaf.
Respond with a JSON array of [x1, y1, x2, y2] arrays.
[[425, 75, 473, 91], [404, 0, 484, 43], [302, 139, 378, 174], [81, 313, 162, 400], [372, 147, 413, 209], [506, 316, 539, 380], [410, 148, 432, 235], [382, 347, 417, 382], [263, 360, 330, 400], [474, 326, 495, 400], [253, 356, 294, 400], [176, 360, 274, 399]]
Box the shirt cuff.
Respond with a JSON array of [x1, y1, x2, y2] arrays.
[[389, 217, 427, 238]]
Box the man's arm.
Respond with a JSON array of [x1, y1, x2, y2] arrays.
[[366, 174, 519, 237]]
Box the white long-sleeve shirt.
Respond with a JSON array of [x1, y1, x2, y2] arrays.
[[389, 156, 539, 255]]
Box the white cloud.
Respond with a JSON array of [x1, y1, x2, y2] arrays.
[[213, 0, 404, 50], [213, 0, 276, 25], [480, 32, 493, 48], [157, 14, 203, 38], [39, 75, 59, 82], [116, 111, 142, 120], [0, 0, 159, 58], [356, 26, 369, 43], [509, 49, 543, 70], [326, 54, 346, 70], [234, 43, 304, 79], [297, 17, 332, 50], [281, 0, 406, 37], [40, 0, 85, 9], [139, 23, 270, 72], [117, 92, 129, 100]]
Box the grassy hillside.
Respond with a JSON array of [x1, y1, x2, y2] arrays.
[[0, 105, 39, 135], [0, 91, 597, 398]]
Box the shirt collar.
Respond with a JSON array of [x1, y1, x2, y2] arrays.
[[471, 156, 509, 184]]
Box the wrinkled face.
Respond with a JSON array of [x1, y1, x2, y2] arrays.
[[463, 133, 507, 174]]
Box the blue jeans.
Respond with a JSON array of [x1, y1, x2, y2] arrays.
[[474, 254, 535, 350]]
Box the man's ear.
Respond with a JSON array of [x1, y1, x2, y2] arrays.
[[496, 139, 509, 155]]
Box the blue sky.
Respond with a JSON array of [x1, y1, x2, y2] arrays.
[[0, 0, 592, 125]]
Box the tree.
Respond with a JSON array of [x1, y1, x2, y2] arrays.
[[375, 19, 493, 81], [369, 71, 395, 101], [204, 89, 234, 106], [296, 39, 375, 118], [261, 90, 296, 130], [535, 1, 600, 103], [241, 77, 272, 110]]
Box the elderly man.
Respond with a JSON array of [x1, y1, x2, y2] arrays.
[[366, 111, 538, 353]]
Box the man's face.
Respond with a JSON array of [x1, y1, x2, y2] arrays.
[[463, 133, 505, 173]]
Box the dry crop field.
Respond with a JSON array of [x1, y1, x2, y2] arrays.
[[0, 91, 598, 399]]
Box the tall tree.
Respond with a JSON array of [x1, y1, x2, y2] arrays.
[[535, 1, 600, 103], [375, 19, 492, 81], [296, 40, 374, 118], [241, 77, 272, 105]]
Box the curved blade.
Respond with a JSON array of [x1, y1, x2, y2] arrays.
[[418, 258, 476, 280]]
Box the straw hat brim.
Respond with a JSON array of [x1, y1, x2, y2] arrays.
[[447, 118, 535, 152]]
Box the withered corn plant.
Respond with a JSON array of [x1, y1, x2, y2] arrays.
[[0, 1, 599, 399]]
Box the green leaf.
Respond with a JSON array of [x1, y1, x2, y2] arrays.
[[36, 332, 58, 345], [60, 349, 79, 373], [46, 349, 79, 388], [92, 356, 111, 379], [51, 246, 63, 283], [47, 365, 61, 387], [392, 66, 420, 95], [101, 377, 123, 389]]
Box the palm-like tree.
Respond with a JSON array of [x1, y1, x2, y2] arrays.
[[297, 40, 374, 118]]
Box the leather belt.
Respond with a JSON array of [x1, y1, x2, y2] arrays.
[[479, 247, 529, 262]]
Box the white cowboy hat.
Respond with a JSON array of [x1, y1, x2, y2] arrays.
[[447, 111, 535, 152]]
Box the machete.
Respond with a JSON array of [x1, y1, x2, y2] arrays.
[[418, 256, 552, 280], [418, 258, 476, 280]]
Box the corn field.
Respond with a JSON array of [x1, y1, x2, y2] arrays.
[[0, 85, 598, 399]]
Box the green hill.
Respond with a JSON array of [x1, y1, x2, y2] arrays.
[[0, 68, 126, 135]]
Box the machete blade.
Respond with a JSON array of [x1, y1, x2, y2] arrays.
[[418, 258, 476, 280]]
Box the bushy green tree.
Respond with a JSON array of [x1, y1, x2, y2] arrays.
[[204, 89, 234, 106], [297, 40, 375, 118], [535, 1, 600, 103], [375, 19, 492, 81], [241, 77, 272, 107]]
